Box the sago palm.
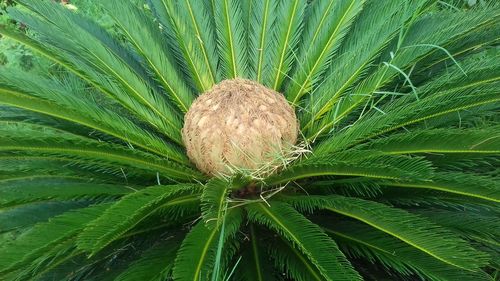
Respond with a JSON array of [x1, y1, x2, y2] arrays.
[[0, 0, 499, 280]]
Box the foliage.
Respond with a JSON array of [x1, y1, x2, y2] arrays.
[[0, 0, 499, 280]]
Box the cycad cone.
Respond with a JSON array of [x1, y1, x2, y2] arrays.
[[182, 79, 298, 176]]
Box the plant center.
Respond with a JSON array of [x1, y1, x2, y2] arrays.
[[182, 78, 298, 176]]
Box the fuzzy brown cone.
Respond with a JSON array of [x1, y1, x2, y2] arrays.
[[182, 79, 298, 176]]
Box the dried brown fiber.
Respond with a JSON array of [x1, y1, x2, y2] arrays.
[[182, 78, 298, 176]]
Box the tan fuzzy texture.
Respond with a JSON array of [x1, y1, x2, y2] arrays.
[[182, 78, 298, 176]]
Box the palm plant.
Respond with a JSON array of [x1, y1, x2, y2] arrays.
[[0, 0, 499, 280]]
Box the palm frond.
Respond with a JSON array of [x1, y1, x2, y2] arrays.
[[315, 81, 500, 153], [363, 127, 500, 154], [172, 209, 243, 281], [113, 236, 182, 281], [302, 0, 432, 132], [0, 201, 85, 235], [267, 236, 325, 281], [284, 195, 489, 271], [247, 0, 278, 83], [379, 172, 500, 203], [303, 3, 498, 138], [148, 0, 217, 92], [0, 122, 202, 180], [323, 221, 491, 281], [8, 1, 184, 143], [214, 0, 248, 79], [237, 224, 277, 281], [266, 0, 306, 90], [100, 0, 195, 112], [77, 184, 201, 255], [0, 68, 185, 161], [287, 0, 365, 103], [265, 154, 433, 186], [0, 204, 109, 274], [0, 155, 144, 185], [201, 178, 232, 229], [379, 189, 499, 211], [246, 201, 362, 281], [0, 177, 131, 208], [414, 209, 500, 242]]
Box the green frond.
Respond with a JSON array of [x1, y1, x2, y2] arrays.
[[247, 0, 278, 83], [0, 201, 85, 234], [287, 0, 365, 103], [246, 201, 362, 281], [99, 0, 195, 112], [11, 238, 79, 281], [318, 5, 499, 129], [323, 221, 492, 281], [315, 81, 500, 153], [266, 0, 306, 90], [114, 236, 182, 281], [379, 188, 499, 211], [284, 195, 489, 271], [237, 224, 277, 281], [414, 209, 500, 242], [302, 0, 432, 132], [0, 68, 186, 161], [172, 209, 243, 281], [310, 177, 384, 198], [0, 122, 202, 180], [0, 177, 131, 208], [201, 178, 232, 229], [8, 1, 184, 143], [148, 0, 217, 92], [0, 204, 109, 274], [414, 48, 500, 96], [76, 184, 201, 255], [379, 171, 500, 203], [0, 155, 144, 185], [363, 127, 500, 155], [214, 0, 248, 79], [267, 236, 324, 281], [265, 154, 433, 186]]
